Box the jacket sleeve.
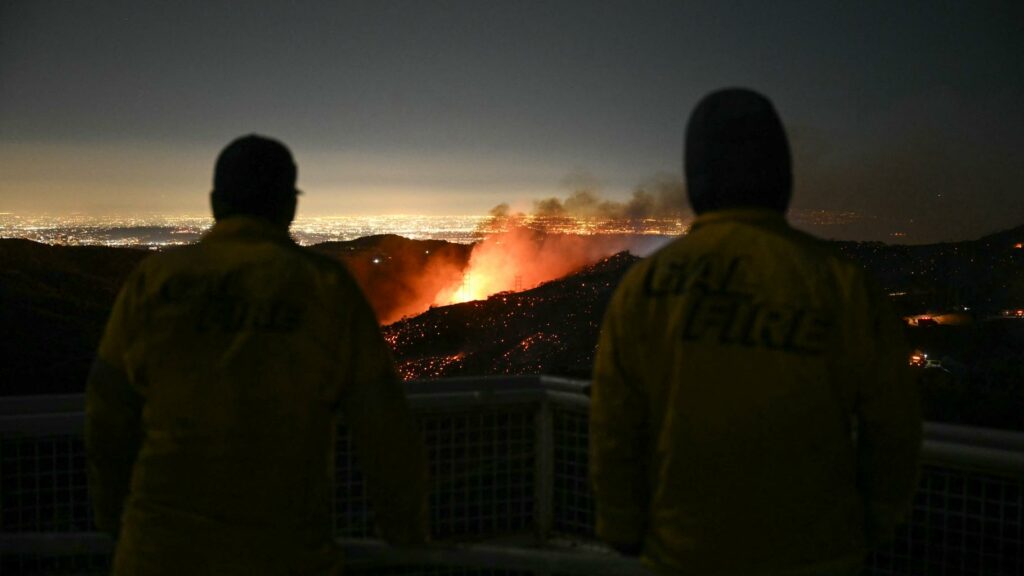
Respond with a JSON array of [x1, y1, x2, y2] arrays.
[[338, 292, 430, 545], [848, 273, 922, 545], [590, 280, 649, 552], [85, 273, 144, 536]]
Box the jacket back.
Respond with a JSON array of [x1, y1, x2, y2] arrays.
[[87, 216, 427, 575], [590, 209, 920, 575]]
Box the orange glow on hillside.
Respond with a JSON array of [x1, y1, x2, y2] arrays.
[[351, 216, 680, 323], [432, 226, 647, 306]]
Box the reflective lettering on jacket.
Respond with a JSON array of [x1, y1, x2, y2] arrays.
[[643, 255, 832, 355]]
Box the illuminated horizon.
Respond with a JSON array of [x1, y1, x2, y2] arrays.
[[4, 208, 1019, 249]]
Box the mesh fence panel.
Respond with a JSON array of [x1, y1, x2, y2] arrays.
[[420, 407, 536, 540], [866, 465, 1023, 576], [334, 423, 374, 538], [0, 435, 93, 532], [2, 391, 1023, 575], [551, 405, 594, 538], [333, 406, 537, 541]]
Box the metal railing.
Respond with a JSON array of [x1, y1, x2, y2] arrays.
[[2, 375, 1023, 575]]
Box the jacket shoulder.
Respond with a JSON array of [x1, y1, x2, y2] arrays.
[[282, 242, 362, 288], [779, 228, 888, 311], [125, 245, 192, 279], [767, 223, 870, 277], [611, 237, 685, 301]]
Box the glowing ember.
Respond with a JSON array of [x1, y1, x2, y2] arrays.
[[396, 352, 466, 380]]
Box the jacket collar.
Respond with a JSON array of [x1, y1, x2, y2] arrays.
[[202, 215, 294, 244], [689, 208, 789, 232]]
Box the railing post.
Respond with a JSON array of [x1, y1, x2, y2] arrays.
[[534, 395, 554, 546]]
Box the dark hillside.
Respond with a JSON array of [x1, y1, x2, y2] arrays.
[[0, 235, 470, 394], [0, 240, 149, 395], [835, 224, 1024, 315], [384, 252, 639, 380]]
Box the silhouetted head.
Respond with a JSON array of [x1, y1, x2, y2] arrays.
[[685, 88, 792, 215], [211, 135, 299, 228]]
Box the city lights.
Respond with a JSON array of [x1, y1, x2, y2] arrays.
[[0, 210, 879, 249], [0, 213, 492, 247]]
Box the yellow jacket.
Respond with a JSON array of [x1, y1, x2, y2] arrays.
[[86, 216, 428, 575], [590, 209, 920, 575]]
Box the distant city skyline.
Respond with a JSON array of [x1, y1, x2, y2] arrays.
[[2, 1, 1022, 243]]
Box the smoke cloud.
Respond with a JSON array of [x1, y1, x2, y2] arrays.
[[539, 173, 687, 219], [479, 173, 689, 234]]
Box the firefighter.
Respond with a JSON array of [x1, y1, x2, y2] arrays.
[[590, 89, 920, 575], [86, 135, 429, 575]]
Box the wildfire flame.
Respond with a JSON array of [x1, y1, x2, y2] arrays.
[[431, 225, 672, 307]]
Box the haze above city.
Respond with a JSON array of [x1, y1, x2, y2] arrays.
[[2, 1, 1022, 244]]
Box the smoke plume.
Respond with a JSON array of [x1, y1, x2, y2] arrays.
[[486, 173, 688, 230]]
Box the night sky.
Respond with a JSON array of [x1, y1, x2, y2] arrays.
[[2, 1, 1022, 243]]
